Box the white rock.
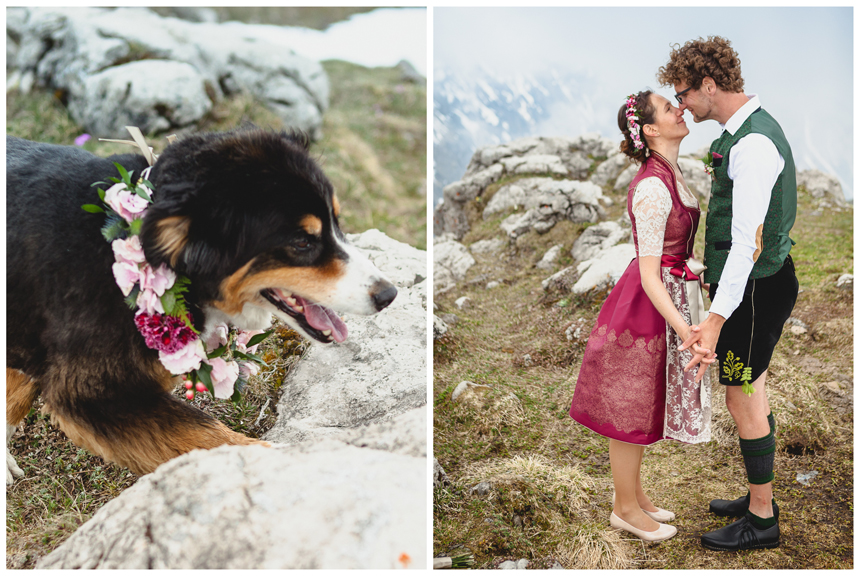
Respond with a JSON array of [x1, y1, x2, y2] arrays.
[[499, 154, 568, 176], [266, 231, 426, 446], [454, 296, 472, 310], [486, 281, 500, 289], [571, 221, 630, 263], [589, 152, 628, 187], [11, 7, 329, 138], [797, 169, 847, 205], [572, 243, 636, 294], [37, 439, 425, 569], [614, 163, 640, 191], [836, 273, 853, 290], [499, 560, 517, 569], [678, 156, 712, 199], [536, 244, 563, 270], [68, 60, 212, 138], [452, 381, 492, 402], [433, 315, 448, 340], [541, 267, 575, 291], [516, 558, 530, 569], [434, 239, 476, 290], [443, 163, 505, 204]]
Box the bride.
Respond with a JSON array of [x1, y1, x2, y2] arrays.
[[569, 90, 713, 542]]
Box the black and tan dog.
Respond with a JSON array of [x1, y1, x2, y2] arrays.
[[6, 128, 397, 483]]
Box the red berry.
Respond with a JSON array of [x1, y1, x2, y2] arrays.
[[184, 380, 193, 390], [195, 382, 207, 393], [185, 390, 194, 400]]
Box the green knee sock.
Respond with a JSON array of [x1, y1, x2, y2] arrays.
[[739, 430, 776, 485], [767, 411, 775, 434]]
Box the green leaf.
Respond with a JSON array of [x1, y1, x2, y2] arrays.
[[81, 204, 105, 213], [113, 162, 131, 186], [128, 218, 143, 236], [195, 363, 215, 396], [207, 345, 227, 359], [139, 178, 155, 189], [133, 186, 152, 203], [246, 330, 274, 348], [91, 180, 109, 188], [108, 177, 121, 184], [233, 350, 269, 368], [161, 292, 177, 315], [124, 286, 140, 309], [97, 187, 106, 202]]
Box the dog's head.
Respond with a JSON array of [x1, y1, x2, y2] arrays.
[[140, 128, 396, 343]]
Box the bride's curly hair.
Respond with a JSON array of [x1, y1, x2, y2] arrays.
[[617, 90, 655, 164], [656, 36, 744, 93]]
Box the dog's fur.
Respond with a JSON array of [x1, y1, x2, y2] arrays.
[[6, 128, 396, 480]]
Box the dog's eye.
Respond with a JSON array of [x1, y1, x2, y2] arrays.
[[291, 237, 315, 251]]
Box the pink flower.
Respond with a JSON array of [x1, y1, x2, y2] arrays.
[[236, 329, 264, 354], [112, 260, 140, 296], [139, 263, 176, 297], [159, 339, 206, 375], [112, 236, 146, 265], [239, 361, 259, 378], [136, 287, 165, 314], [74, 134, 91, 146], [207, 357, 240, 399], [104, 182, 148, 223]]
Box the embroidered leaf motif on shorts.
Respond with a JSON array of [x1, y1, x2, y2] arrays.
[[722, 350, 744, 382]]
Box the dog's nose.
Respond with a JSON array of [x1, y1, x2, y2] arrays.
[[371, 280, 397, 311]]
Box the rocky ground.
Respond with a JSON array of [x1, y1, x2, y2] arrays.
[[433, 136, 852, 569]]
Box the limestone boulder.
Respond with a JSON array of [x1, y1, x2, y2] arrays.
[[265, 231, 426, 446], [572, 243, 636, 294]]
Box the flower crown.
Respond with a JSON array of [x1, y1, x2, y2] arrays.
[[625, 94, 649, 156]]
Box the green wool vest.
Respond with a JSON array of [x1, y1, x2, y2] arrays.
[[704, 108, 797, 284]]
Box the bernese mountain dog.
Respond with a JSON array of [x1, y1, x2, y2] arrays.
[[6, 128, 397, 483]]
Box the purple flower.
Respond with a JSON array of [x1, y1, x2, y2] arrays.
[[74, 134, 91, 146]]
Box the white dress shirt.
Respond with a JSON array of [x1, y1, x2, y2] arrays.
[[708, 94, 785, 320]]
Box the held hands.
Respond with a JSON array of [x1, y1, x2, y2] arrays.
[[678, 314, 726, 382]]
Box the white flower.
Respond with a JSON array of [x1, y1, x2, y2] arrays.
[[159, 339, 206, 375]]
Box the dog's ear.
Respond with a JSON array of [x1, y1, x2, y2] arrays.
[[140, 182, 196, 270]]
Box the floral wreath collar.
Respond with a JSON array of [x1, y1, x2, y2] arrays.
[[82, 127, 271, 403]]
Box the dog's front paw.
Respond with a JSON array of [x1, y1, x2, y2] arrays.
[[6, 448, 24, 487]]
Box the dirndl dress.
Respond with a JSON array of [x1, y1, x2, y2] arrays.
[[569, 153, 711, 445]]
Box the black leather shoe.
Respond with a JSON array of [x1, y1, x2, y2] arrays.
[[709, 492, 780, 520], [701, 513, 780, 551]]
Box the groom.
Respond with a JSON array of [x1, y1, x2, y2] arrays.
[[657, 36, 799, 551]]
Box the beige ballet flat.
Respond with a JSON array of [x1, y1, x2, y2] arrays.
[[610, 512, 677, 543], [612, 493, 676, 522]]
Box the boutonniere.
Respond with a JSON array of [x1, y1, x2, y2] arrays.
[[702, 152, 723, 179]]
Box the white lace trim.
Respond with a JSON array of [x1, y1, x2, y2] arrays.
[[677, 180, 698, 209], [632, 177, 672, 257]]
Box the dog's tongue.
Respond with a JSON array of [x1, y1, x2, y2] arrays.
[[295, 295, 348, 342]]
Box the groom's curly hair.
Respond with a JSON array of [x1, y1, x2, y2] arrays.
[[656, 36, 744, 93]]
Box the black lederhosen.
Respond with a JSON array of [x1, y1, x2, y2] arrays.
[[709, 255, 799, 386]]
